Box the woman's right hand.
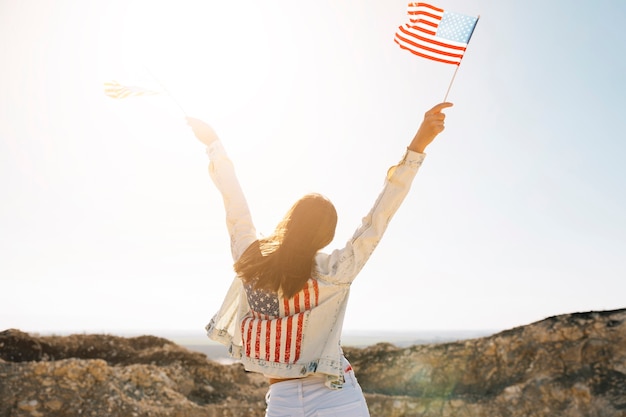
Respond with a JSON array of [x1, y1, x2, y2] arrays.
[[186, 117, 219, 146]]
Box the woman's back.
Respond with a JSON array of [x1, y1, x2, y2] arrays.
[[188, 101, 454, 416]]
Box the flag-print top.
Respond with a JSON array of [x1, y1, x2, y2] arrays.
[[204, 140, 425, 388], [242, 279, 319, 364]]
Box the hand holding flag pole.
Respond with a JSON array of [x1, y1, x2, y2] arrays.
[[394, 2, 479, 101]]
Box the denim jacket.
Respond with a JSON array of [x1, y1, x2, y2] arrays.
[[204, 141, 426, 388]]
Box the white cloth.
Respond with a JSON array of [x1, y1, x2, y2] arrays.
[[264, 357, 370, 417]]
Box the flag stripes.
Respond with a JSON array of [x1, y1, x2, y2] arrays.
[[104, 80, 160, 99], [242, 279, 319, 364], [394, 2, 478, 66]]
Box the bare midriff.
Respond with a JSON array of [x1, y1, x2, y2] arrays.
[[268, 377, 302, 385]]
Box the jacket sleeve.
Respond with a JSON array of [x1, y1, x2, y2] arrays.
[[315, 150, 426, 285], [206, 141, 257, 262]]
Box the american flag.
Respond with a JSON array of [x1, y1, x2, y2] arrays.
[[242, 279, 319, 364], [104, 80, 161, 99], [394, 2, 478, 65]]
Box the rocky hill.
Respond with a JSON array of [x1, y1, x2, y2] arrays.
[[1, 308, 625, 417]]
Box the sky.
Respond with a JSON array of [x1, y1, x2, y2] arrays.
[[1, 0, 625, 338]]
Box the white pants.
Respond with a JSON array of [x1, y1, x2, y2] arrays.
[[264, 361, 370, 417]]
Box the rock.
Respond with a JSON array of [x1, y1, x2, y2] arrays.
[[0, 331, 267, 417], [0, 329, 43, 362], [1, 308, 625, 416], [344, 308, 626, 417]]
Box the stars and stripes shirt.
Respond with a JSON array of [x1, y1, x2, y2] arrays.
[[204, 140, 426, 386], [242, 279, 320, 364]]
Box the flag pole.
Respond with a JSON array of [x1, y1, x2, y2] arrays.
[[143, 66, 188, 116], [443, 65, 460, 102]]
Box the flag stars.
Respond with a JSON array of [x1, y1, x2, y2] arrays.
[[244, 282, 280, 316], [436, 12, 478, 43]]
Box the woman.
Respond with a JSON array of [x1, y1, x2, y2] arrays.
[[187, 101, 453, 417]]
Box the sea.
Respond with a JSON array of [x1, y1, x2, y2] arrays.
[[165, 330, 495, 365]]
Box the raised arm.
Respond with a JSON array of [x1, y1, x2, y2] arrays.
[[315, 102, 453, 284], [187, 117, 257, 261]]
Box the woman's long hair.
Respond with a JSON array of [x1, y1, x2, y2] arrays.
[[234, 193, 337, 299]]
